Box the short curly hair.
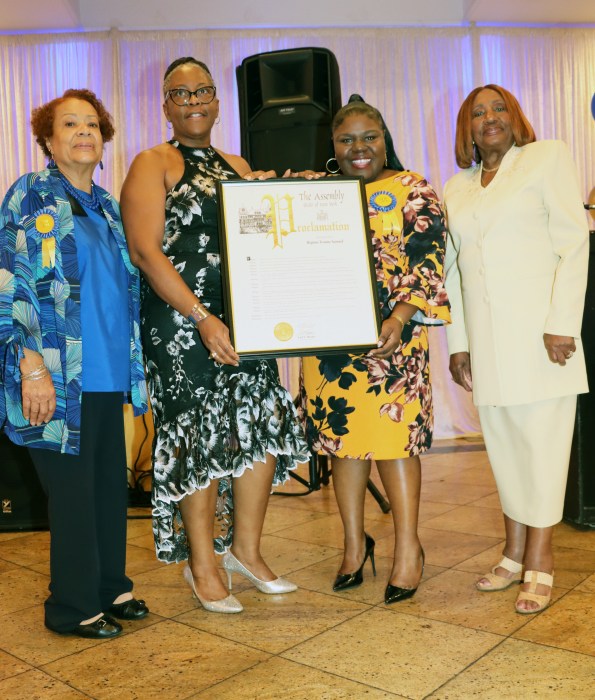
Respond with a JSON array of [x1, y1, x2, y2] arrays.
[[31, 89, 115, 158]]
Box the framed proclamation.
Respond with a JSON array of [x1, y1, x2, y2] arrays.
[[217, 177, 381, 358]]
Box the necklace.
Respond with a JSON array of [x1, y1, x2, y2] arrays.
[[481, 164, 500, 173], [57, 171, 101, 211]]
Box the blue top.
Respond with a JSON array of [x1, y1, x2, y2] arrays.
[[73, 200, 130, 391], [0, 170, 147, 455]]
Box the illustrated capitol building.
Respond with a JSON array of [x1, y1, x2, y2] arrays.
[[238, 207, 270, 234]]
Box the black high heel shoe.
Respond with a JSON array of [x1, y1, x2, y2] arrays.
[[333, 533, 376, 591], [384, 547, 425, 604]]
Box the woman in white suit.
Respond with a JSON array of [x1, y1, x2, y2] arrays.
[[444, 84, 589, 614]]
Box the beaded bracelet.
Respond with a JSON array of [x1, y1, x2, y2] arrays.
[[187, 302, 211, 327], [22, 362, 49, 381]]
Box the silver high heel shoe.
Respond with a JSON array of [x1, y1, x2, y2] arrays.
[[222, 551, 298, 594], [182, 565, 243, 613]]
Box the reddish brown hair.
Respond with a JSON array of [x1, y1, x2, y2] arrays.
[[454, 84, 536, 169], [31, 88, 115, 158]]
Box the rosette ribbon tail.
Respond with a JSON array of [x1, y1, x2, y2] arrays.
[[41, 236, 56, 268]]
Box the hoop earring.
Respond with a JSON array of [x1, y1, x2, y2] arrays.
[[325, 157, 341, 174], [215, 117, 221, 125]]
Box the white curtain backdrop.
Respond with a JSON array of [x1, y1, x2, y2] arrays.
[[1, 26, 594, 437]]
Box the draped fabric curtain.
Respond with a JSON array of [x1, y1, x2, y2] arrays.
[[1, 26, 594, 438]]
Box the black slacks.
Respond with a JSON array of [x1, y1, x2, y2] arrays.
[[29, 392, 132, 631]]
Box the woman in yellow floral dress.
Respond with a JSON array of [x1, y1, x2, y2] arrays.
[[300, 98, 449, 604]]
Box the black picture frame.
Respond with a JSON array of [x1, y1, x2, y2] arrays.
[[217, 176, 381, 359]]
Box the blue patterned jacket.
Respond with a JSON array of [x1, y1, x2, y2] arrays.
[[0, 169, 147, 454]]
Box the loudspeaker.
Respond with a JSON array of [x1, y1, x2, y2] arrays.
[[0, 433, 48, 531], [564, 230, 595, 528], [237, 47, 341, 175]]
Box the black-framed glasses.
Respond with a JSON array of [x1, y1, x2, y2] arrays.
[[166, 86, 217, 106]]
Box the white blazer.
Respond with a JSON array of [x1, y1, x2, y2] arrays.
[[444, 140, 589, 407]]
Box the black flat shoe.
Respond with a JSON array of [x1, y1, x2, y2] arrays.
[[108, 598, 149, 620], [48, 614, 123, 639], [333, 533, 376, 591], [384, 547, 425, 605]]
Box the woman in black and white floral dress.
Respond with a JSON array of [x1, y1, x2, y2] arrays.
[[121, 57, 308, 613]]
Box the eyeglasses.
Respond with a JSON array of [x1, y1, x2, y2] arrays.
[[166, 86, 217, 106]]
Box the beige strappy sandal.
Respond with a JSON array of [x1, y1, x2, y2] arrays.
[[475, 556, 523, 592], [515, 570, 554, 614]]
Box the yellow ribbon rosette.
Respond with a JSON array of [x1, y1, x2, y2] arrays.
[[35, 210, 57, 268]]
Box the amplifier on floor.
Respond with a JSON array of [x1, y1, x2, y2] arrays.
[[0, 433, 48, 531]]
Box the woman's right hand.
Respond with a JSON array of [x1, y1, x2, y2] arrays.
[[449, 352, 472, 392], [197, 316, 240, 366], [20, 352, 56, 425], [282, 169, 326, 180]]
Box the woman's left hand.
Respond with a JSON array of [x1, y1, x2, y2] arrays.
[[543, 333, 576, 366], [282, 169, 326, 180], [243, 170, 277, 181], [369, 317, 403, 359]]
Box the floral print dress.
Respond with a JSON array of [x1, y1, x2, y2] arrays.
[[300, 172, 450, 460], [142, 141, 309, 562]]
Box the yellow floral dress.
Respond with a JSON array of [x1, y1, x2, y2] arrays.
[[299, 172, 450, 459]]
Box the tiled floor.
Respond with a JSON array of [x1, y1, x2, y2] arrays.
[[1, 437, 594, 699]]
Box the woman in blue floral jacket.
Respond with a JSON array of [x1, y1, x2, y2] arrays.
[[0, 89, 148, 638]]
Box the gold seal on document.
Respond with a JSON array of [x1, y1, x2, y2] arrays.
[[274, 322, 294, 342]]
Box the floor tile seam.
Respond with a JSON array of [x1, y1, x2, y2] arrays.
[[374, 602, 513, 640], [0, 600, 48, 621], [219, 568, 379, 609], [277, 657, 410, 699], [464, 497, 501, 509], [419, 503, 461, 517], [273, 651, 415, 699], [0, 553, 28, 564], [270, 489, 334, 502], [34, 618, 167, 670], [508, 631, 595, 659], [384, 585, 595, 646], [417, 498, 499, 508], [252, 603, 379, 657], [418, 634, 511, 700], [409, 544, 505, 570], [418, 522, 504, 540], [26, 667, 97, 699], [0, 558, 50, 570], [262, 532, 345, 555], [551, 544, 595, 553], [125, 541, 159, 551], [188, 655, 405, 700], [0, 652, 36, 676], [167, 615, 282, 656], [262, 520, 331, 535]]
